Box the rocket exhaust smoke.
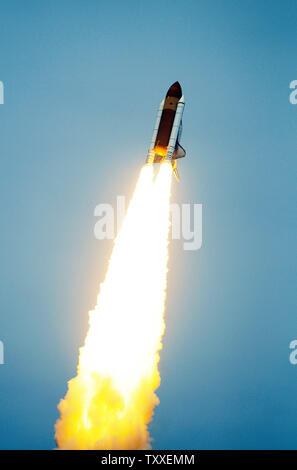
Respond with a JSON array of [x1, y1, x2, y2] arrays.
[[55, 163, 172, 450]]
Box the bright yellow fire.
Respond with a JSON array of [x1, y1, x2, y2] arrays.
[[55, 162, 172, 450], [154, 145, 167, 157]]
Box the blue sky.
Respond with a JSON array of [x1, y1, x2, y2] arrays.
[[0, 0, 296, 449]]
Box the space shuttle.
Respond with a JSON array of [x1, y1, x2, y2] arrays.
[[146, 81, 186, 181]]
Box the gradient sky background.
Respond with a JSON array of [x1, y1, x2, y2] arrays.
[[0, 0, 296, 449]]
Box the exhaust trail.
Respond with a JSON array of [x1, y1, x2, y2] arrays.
[[55, 162, 172, 450]]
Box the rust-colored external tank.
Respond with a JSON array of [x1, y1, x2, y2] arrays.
[[154, 81, 183, 155]]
